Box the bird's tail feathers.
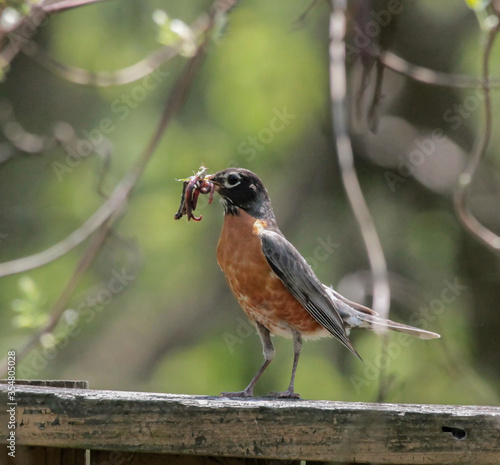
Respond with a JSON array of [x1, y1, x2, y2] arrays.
[[352, 312, 440, 340], [323, 285, 440, 340]]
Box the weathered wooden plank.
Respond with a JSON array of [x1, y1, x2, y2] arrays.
[[0, 380, 88, 465], [0, 379, 89, 389], [0, 386, 499, 464]]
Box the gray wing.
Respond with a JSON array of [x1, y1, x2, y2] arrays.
[[259, 229, 360, 359]]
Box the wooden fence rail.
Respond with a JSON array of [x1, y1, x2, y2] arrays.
[[1, 380, 499, 464]]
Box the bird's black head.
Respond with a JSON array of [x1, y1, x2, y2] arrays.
[[209, 168, 274, 220]]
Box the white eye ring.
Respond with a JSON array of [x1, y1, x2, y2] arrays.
[[224, 172, 241, 188]]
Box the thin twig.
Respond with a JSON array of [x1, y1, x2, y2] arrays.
[[24, 14, 210, 87], [0, 0, 122, 74], [0, 171, 136, 278], [367, 54, 386, 133], [329, 0, 391, 319], [41, 0, 117, 14], [26, 42, 180, 86], [292, 0, 325, 29], [381, 50, 500, 89], [453, 21, 500, 253]]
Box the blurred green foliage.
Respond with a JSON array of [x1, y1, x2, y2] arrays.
[[0, 0, 499, 407], [10, 276, 47, 329]]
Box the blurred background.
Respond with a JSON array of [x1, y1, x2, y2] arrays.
[[0, 0, 499, 405]]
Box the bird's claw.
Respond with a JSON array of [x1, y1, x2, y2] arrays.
[[270, 390, 301, 399], [219, 390, 254, 398]]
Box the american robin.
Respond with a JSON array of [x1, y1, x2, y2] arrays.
[[205, 168, 440, 398]]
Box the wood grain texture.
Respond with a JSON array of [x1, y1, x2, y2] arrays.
[[0, 379, 88, 388], [0, 385, 499, 464], [0, 380, 88, 465]]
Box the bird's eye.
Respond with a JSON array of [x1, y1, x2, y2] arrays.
[[224, 172, 241, 187], [227, 174, 239, 185]]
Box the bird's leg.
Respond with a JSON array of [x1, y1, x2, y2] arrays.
[[273, 329, 302, 399], [220, 322, 274, 398]]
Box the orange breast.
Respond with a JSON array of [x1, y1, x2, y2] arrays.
[[216, 210, 326, 338]]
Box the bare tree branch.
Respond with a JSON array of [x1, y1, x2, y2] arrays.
[[0, 171, 136, 278], [26, 42, 180, 86], [24, 14, 211, 87], [0, 0, 123, 74], [41, 0, 118, 14], [453, 21, 500, 253], [329, 0, 390, 320], [381, 50, 500, 89]]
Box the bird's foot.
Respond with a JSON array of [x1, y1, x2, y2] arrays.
[[220, 389, 253, 398], [270, 390, 301, 399]]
